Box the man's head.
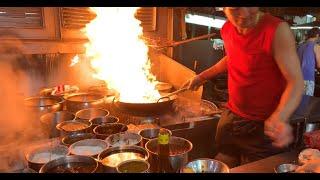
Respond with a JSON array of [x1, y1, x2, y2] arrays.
[[223, 7, 260, 29], [306, 27, 320, 40]]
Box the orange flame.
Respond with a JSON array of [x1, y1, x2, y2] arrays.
[[82, 7, 160, 103]]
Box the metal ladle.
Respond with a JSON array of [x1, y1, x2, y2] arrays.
[[157, 87, 188, 102]]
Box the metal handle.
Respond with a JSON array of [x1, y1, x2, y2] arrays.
[[157, 87, 188, 103]]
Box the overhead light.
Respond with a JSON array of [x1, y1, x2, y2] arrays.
[[291, 26, 317, 30], [185, 14, 226, 29]]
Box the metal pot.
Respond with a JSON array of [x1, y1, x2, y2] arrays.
[[180, 158, 229, 173], [61, 132, 95, 147], [145, 136, 193, 173], [24, 96, 64, 118], [39, 155, 98, 173], [116, 159, 150, 173], [63, 92, 106, 113], [25, 144, 69, 172], [69, 139, 109, 158], [75, 108, 110, 121], [97, 145, 149, 173], [138, 128, 172, 148], [40, 111, 75, 138], [93, 123, 128, 140], [89, 115, 120, 129], [106, 132, 142, 147], [56, 120, 92, 137]]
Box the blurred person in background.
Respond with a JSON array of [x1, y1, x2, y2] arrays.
[[297, 27, 320, 96]]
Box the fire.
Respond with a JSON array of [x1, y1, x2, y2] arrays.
[[70, 55, 79, 67], [81, 7, 161, 103]]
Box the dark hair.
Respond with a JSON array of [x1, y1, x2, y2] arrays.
[[307, 27, 320, 39]]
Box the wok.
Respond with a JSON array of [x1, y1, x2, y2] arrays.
[[113, 88, 187, 115]]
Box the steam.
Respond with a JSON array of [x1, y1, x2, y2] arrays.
[[0, 32, 46, 172]]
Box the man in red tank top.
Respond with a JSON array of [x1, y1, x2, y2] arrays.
[[183, 7, 304, 167]]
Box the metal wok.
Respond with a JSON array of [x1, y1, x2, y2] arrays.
[[113, 93, 178, 115]]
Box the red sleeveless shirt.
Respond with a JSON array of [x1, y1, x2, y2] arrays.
[[204, 14, 286, 121]]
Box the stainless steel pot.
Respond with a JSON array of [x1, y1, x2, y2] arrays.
[[105, 132, 142, 147], [145, 136, 193, 173], [64, 92, 106, 113], [75, 108, 110, 121], [97, 145, 149, 173], [61, 132, 95, 147], [180, 158, 229, 173], [25, 144, 69, 172], [93, 123, 128, 140], [40, 111, 75, 138], [24, 96, 64, 118], [116, 159, 150, 173], [89, 116, 120, 129], [69, 139, 109, 158], [56, 120, 92, 137], [39, 155, 98, 173]]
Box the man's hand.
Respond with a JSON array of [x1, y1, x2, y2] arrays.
[[264, 114, 294, 148], [181, 75, 206, 91], [295, 159, 320, 173]]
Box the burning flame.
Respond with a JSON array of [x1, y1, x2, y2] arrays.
[[81, 7, 161, 103]]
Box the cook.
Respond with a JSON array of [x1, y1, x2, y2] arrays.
[[183, 7, 304, 167]]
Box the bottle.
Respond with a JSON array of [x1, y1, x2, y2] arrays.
[[157, 128, 173, 173]]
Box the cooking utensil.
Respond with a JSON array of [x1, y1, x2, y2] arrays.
[[138, 128, 172, 148], [69, 139, 109, 158], [63, 92, 106, 113], [180, 158, 229, 173], [93, 123, 128, 140], [40, 111, 75, 138], [61, 132, 95, 147], [25, 144, 69, 172], [97, 145, 149, 173], [24, 96, 64, 118], [39, 155, 98, 173], [274, 163, 299, 173], [106, 132, 142, 147], [75, 108, 110, 121], [116, 159, 150, 173], [157, 87, 188, 102], [145, 136, 193, 173], [56, 120, 92, 136]]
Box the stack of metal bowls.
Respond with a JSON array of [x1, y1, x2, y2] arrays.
[[40, 111, 75, 138]]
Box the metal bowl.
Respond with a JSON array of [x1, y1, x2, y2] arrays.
[[274, 163, 299, 173], [39, 155, 98, 173], [180, 158, 229, 173], [75, 108, 110, 121], [56, 120, 92, 136], [64, 92, 106, 113], [24, 96, 64, 118], [106, 132, 142, 147], [61, 132, 95, 147], [116, 159, 150, 173], [145, 136, 193, 173], [89, 116, 120, 130], [93, 123, 128, 140], [97, 145, 149, 173], [40, 111, 75, 138], [69, 139, 109, 157], [138, 128, 172, 148], [25, 144, 69, 172]]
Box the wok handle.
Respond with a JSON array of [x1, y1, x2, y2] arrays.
[[157, 87, 188, 103]]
